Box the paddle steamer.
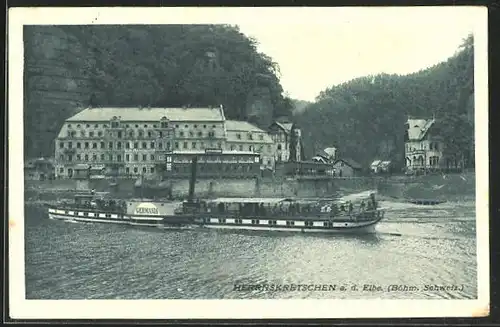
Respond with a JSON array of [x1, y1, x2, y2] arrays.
[[47, 158, 384, 234]]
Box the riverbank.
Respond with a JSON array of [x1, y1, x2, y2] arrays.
[[24, 171, 475, 204]]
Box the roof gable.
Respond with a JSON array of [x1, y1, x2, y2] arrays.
[[334, 158, 362, 169], [406, 118, 435, 141]]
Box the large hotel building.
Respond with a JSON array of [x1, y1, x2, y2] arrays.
[[54, 106, 296, 179]]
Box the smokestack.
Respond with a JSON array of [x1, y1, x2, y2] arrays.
[[188, 156, 198, 203]]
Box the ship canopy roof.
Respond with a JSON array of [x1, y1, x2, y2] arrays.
[[207, 197, 292, 204]]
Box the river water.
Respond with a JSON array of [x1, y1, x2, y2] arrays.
[[24, 199, 477, 299]]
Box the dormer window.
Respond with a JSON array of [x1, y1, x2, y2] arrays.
[[248, 133, 253, 140], [236, 133, 241, 140]]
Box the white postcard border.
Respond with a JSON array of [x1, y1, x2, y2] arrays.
[[8, 6, 489, 319]]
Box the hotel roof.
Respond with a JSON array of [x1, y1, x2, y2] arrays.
[[66, 107, 225, 122], [225, 120, 273, 143]]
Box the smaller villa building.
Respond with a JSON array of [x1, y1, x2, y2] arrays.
[[404, 117, 445, 173]]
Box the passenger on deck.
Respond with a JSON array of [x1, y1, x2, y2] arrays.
[[331, 203, 338, 216], [340, 204, 345, 212], [259, 203, 266, 216], [348, 201, 353, 213], [360, 200, 366, 211], [370, 193, 377, 209]]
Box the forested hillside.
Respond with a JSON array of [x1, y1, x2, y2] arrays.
[[295, 35, 474, 170], [23, 25, 294, 158]]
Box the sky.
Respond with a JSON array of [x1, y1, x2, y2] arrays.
[[236, 7, 481, 102]]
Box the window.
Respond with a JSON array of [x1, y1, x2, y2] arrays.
[[179, 131, 184, 137], [59, 155, 64, 161], [160, 122, 168, 128], [236, 133, 241, 140], [197, 131, 202, 137], [259, 135, 264, 140], [208, 131, 215, 138], [192, 142, 197, 149], [148, 131, 152, 138], [109, 155, 113, 162], [144, 124, 148, 128], [175, 124, 179, 128], [239, 145, 243, 151], [217, 142, 221, 149], [92, 154, 97, 161], [175, 142, 179, 149], [277, 144, 282, 150], [117, 142, 122, 149], [71, 131, 76, 137], [84, 154, 89, 161], [77, 142, 81, 149], [77, 154, 81, 161], [125, 142, 130, 149], [126, 154, 130, 161], [159, 131, 163, 138], [248, 134, 253, 140], [109, 142, 113, 149], [138, 131, 144, 137], [126, 167, 130, 174], [183, 142, 188, 149], [117, 155, 122, 162], [134, 154, 138, 161], [84, 142, 89, 149], [159, 142, 163, 149], [77, 124, 81, 128], [189, 131, 194, 137], [150, 154, 155, 161], [68, 124, 72, 128], [117, 131, 122, 138], [80, 131, 86, 137], [67, 142, 72, 149], [129, 131, 134, 138], [230, 145, 235, 151], [150, 141, 155, 148], [184, 125, 188, 128], [92, 142, 97, 149], [100, 142, 105, 149], [194, 124, 198, 128], [143, 167, 147, 173], [98, 131, 103, 137], [166, 142, 171, 150], [150, 167, 155, 174], [111, 121, 119, 128], [134, 142, 138, 149], [212, 125, 216, 128], [135, 125, 139, 128], [134, 167, 138, 173], [142, 142, 147, 149], [249, 145, 253, 151], [100, 154, 105, 161], [59, 167, 64, 173], [142, 154, 147, 161], [89, 131, 94, 137]]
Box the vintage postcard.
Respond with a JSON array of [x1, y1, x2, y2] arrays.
[[8, 6, 489, 320]]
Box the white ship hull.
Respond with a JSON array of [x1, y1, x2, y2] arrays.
[[47, 207, 382, 234]]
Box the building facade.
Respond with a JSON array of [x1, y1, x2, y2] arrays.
[[54, 106, 225, 179], [164, 149, 261, 179], [332, 158, 362, 177], [268, 122, 302, 163], [225, 120, 275, 169], [404, 118, 445, 173], [54, 106, 297, 179]]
